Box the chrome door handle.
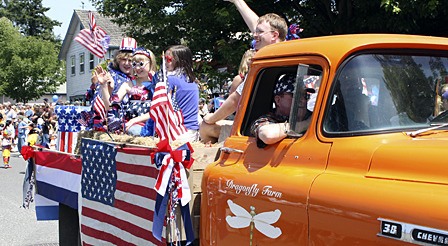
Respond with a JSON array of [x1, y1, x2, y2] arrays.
[[220, 147, 244, 154]]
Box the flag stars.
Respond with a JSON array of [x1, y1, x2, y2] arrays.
[[81, 140, 117, 206]]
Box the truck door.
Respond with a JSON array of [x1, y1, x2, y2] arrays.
[[201, 57, 332, 245], [308, 52, 448, 245]]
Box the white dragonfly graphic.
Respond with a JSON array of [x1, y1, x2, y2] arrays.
[[226, 199, 282, 246]]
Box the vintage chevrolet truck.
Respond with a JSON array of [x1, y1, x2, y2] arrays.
[[200, 34, 448, 245]]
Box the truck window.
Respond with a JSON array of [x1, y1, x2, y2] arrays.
[[323, 52, 448, 136], [241, 65, 322, 137]]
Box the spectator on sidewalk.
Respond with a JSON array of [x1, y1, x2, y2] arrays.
[[2, 120, 15, 168], [24, 104, 34, 119]]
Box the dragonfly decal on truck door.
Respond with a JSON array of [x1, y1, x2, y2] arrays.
[[226, 199, 282, 245]]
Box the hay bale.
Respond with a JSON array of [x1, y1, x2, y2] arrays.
[[76, 131, 220, 152]]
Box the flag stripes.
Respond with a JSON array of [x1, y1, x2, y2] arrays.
[[34, 151, 82, 210], [150, 82, 187, 142], [58, 131, 77, 153], [80, 139, 165, 245], [93, 95, 107, 121], [75, 28, 108, 58], [74, 12, 108, 58], [35, 194, 59, 221]]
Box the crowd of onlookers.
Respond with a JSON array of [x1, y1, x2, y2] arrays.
[[0, 99, 59, 168]]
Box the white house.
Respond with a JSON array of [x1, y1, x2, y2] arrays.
[[58, 9, 126, 103]]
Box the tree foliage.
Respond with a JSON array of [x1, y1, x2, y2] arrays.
[[90, 0, 254, 88], [0, 18, 63, 103], [0, 0, 61, 42], [90, 0, 448, 88]]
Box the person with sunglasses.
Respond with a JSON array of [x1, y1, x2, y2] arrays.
[[130, 45, 200, 141], [98, 47, 154, 136], [164, 45, 200, 141], [200, 0, 288, 143], [250, 73, 315, 148], [125, 48, 159, 136]]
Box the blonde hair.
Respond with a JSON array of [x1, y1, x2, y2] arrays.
[[238, 49, 256, 76], [258, 13, 288, 41], [132, 54, 151, 65], [132, 48, 158, 73]]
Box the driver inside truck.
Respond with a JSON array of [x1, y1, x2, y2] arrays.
[[250, 73, 315, 148]]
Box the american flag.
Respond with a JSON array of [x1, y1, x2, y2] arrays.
[[150, 82, 187, 142], [304, 75, 319, 89], [56, 105, 90, 153], [93, 93, 107, 121], [74, 12, 110, 58], [79, 139, 165, 245]]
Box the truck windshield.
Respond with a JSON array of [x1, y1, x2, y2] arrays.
[[323, 52, 448, 135]]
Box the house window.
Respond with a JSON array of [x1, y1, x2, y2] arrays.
[[89, 53, 95, 70], [80, 53, 85, 74], [71, 55, 75, 76]]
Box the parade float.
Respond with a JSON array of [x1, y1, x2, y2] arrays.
[[21, 12, 218, 245]]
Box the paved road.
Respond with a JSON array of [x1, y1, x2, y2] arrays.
[[0, 152, 58, 246]]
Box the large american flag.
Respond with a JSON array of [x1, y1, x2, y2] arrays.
[[150, 82, 187, 142], [79, 139, 165, 245], [74, 12, 110, 58], [56, 105, 90, 153]]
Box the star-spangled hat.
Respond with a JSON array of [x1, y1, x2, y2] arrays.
[[274, 73, 316, 95], [133, 47, 151, 59]]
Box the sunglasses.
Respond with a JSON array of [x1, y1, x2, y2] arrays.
[[132, 61, 149, 68], [165, 55, 173, 63]]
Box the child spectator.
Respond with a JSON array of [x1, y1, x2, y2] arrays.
[[2, 120, 15, 168], [49, 134, 57, 150]]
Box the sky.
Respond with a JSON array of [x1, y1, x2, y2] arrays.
[[42, 0, 96, 38]]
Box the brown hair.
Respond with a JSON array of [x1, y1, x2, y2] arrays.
[[168, 45, 196, 83], [111, 50, 132, 71], [258, 13, 288, 41]]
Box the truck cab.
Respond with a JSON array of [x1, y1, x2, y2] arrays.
[[200, 34, 448, 245]]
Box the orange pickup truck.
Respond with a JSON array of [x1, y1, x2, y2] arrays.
[[200, 34, 448, 245]]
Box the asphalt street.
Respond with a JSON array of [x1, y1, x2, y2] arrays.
[[0, 152, 58, 246]]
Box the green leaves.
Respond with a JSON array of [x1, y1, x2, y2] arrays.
[[0, 18, 63, 102], [1, 0, 61, 42], [88, 0, 448, 90]]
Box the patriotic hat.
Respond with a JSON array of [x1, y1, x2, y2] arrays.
[[274, 73, 315, 95], [133, 47, 151, 59], [119, 37, 137, 52]]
